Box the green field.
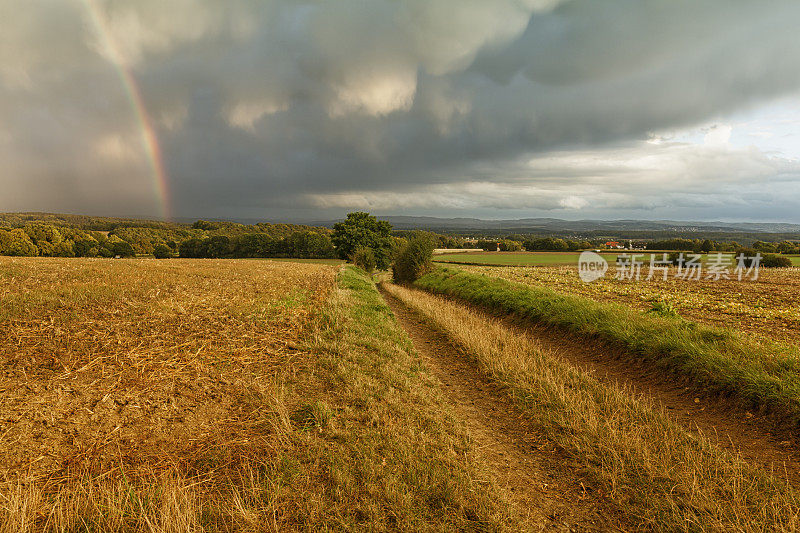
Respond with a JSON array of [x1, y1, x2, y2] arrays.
[[435, 251, 800, 267], [434, 251, 618, 266], [260, 257, 344, 265]]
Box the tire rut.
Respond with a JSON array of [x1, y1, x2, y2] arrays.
[[380, 288, 629, 532], [401, 284, 800, 485], [499, 317, 800, 484]]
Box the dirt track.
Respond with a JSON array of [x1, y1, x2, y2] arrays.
[[381, 284, 800, 530], [499, 317, 800, 483], [398, 283, 800, 482], [381, 288, 628, 532]]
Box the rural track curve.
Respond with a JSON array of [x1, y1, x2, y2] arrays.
[[380, 287, 630, 532], [385, 279, 800, 487], [497, 316, 800, 484]]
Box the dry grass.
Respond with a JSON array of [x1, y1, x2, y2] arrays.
[[0, 259, 518, 531], [414, 267, 800, 428], [0, 257, 337, 530], [383, 281, 800, 531]]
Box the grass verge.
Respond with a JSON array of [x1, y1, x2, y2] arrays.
[[273, 265, 517, 530], [383, 281, 800, 531], [415, 267, 800, 430]]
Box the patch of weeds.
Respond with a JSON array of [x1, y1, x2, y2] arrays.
[[647, 299, 681, 319], [246, 288, 313, 322], [291, 401, 334, 431]]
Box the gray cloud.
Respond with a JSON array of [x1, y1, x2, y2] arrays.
[[2, 0, 800, 220]]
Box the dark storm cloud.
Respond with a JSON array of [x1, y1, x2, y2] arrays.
[[2, 0, 800, 219]]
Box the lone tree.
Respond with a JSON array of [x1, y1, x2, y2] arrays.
[[332, 212, 393, 270]]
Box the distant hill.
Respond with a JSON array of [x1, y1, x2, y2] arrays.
[[359, 216, 800, 234], [0, 212, 175, 230], [306, 215, 800, 245], [5, 212, 800, 245]]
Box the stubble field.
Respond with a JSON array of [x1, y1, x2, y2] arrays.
[[1, 258, 533, 531], [6, 255, 800, 531], [461, 264, 800, 343], [0, 258, 335, 478], [0, 258, 338, 529]]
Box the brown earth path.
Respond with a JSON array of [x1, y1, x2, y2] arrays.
[[389, 279, 800, 485], [380, 288, 630, 532]]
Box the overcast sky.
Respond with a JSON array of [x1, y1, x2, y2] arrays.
[[2, 0, 800, 222]]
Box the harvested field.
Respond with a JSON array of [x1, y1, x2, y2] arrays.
[[0, 258, 334, 480], [0, 258, 338, 528], [462, 264, 800, 343], [0, 260, 528, 531], [6, 255, 800, 530]]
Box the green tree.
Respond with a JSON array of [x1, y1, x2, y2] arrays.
[[523, 237, 569, 251], [332, 212, 393, 270], [285, 231, 335, 258], [191, 220, 219, 230], [74, 238, 99, 257], [98, 246, 114, 258], [392, 234, 435, 283], [499, 239, 522, 251], [232, 234, 281, 257], [753, 241, 777, 253], [352, 246, 377, 274], [0, 229, 38, 256], [24, 224, 63, 256], [101, 235, 135, 257], [53, 240, 75, 257], [761, 253, 792, 268], [179, 238, 205, 258], [112, 240, 135, 257], [206, 235, 232, 258], [153, 244, 173, 259]]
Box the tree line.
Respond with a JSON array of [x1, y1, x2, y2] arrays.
[[3, 212, 799, 259], [178, 231, 335, 259], [0, 224, 136, 258], [473, 237, 597, 252], [0, 219, 335, 259], [644, 238, 800, 254], [468, 236, 800, 254]]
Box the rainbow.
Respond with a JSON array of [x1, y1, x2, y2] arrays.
[[82, 0, 172, 220]]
